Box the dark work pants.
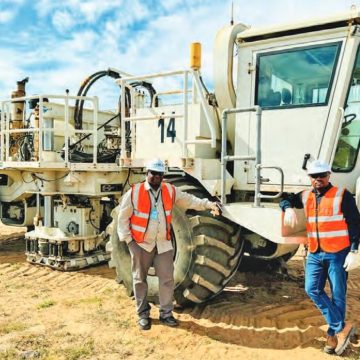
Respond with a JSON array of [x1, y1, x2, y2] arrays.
[[128, 241, 174, 319]]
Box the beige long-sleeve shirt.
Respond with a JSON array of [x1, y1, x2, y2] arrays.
[[117, 180, 214, 254]]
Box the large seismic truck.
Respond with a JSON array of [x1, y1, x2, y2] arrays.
[[1, 9, 360, 305]]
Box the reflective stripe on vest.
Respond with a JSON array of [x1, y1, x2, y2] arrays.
[[130, 182, 175, 243], [302, 186, 350, 253]]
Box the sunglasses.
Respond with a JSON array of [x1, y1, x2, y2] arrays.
[[310, 172, 328, 179], [149, 170, 164, 176]]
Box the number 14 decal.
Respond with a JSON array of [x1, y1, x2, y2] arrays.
[[158, 117, 176, 143]]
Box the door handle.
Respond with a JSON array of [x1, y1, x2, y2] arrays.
[[302, 153, 310, 170]]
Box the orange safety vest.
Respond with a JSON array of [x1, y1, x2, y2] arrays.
[[302, 186, 350, 253], [130, 182, 176, 243]]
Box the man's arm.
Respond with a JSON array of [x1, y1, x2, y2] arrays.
[[279, 192, 304, 228], [174, 187, 214, 211], [279, 192, 304, 211], [342, 190, 360, 252], [117, 189, 134, 244]]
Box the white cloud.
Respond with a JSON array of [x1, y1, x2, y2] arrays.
[[35, 0, 126, 24], [61, 30, 99, 54], [0, 10, 15, 23], [0, 0, 26, 24], [0, 50, 30, 100], [78, 0, 123, 23], [52, 10, 75, 33], [101, 0, 151, 32], [1, 0, 25, 4], [159, 0, 184, 11], [115, 2, 228, 81], [34, 0, 57, 18]]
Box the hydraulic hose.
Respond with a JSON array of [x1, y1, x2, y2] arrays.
[[74, 71, 107, 129], [74, 70, 121, 129], [71, 69, 158, 163]]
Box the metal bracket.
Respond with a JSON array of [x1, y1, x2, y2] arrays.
[[256, 165, 284, 200]]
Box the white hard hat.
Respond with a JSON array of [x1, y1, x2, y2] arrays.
[[146, 158, 165, 172], [307, 160, 331, 175]]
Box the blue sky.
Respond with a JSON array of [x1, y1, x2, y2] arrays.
[[0, 0, 358, 110]]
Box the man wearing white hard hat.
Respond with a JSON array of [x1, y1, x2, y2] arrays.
[[117, 159, 221, 330], [280, 159, 360, 355]]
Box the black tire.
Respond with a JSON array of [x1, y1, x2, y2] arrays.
[[108, 175, 244, 306], [106, 207, 133, 296]]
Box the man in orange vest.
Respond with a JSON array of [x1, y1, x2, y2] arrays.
[[280, 160, 360, 355], [118, 159, 221, 330]]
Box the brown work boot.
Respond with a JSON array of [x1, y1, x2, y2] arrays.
[[335, 323, 355, 355], [323, 335, 337, 354]]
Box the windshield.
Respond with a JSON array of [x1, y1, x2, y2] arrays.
[[255, 43, 341, 108]]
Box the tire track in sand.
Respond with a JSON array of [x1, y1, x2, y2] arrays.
[[179, 263, 360, 350], [0, 262, 118, 295]]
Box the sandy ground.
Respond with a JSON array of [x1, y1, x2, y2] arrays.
[[0, 227, 360, 360]]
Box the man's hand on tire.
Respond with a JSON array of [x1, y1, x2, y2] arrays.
[[209, 202, 222, 217]]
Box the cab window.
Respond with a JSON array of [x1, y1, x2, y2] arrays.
[[255, 43, 341, 108], [333, 46, 360, 172]]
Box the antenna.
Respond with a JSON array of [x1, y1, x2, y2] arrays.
[[350, 4, 358, 16], [230, 1, 234, 25]]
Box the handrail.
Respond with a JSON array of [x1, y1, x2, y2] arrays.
[[256, 165, 284, 200], [117, 69, 218, 160], [0, 102, 5, 161], [64, 94, 69, 164], [221, 106, 284, 206], [92, 96, 99, 164], [221, 106, 260, 205], [0, 94, 99, 165], [151, 89, 191, 108], [116, 69, 187, 82], [1, 94, 96, 102], [126, 113, 184, 122], [183, 71, 189, 158], [329, 107, 344, 166]]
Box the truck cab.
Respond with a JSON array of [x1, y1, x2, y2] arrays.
[[229, 11, 360, 195]]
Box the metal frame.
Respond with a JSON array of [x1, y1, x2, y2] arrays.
[[221, 106, 284, 207], [254, 41, 343, 109], [0, 94, 99, 167]]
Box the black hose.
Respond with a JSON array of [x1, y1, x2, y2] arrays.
[[77, 73, 109, 129], [71, 70, 159, 162], [74, 71, 108, 129], [199, 74, 218, 108], [129, 81, 158, 107], [62, 148, 119, 163], [74, 69, 121, 129], [199, 75, 210, 96]]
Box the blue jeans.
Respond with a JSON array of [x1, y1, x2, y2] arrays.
[[305, 247, 349, 336]]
